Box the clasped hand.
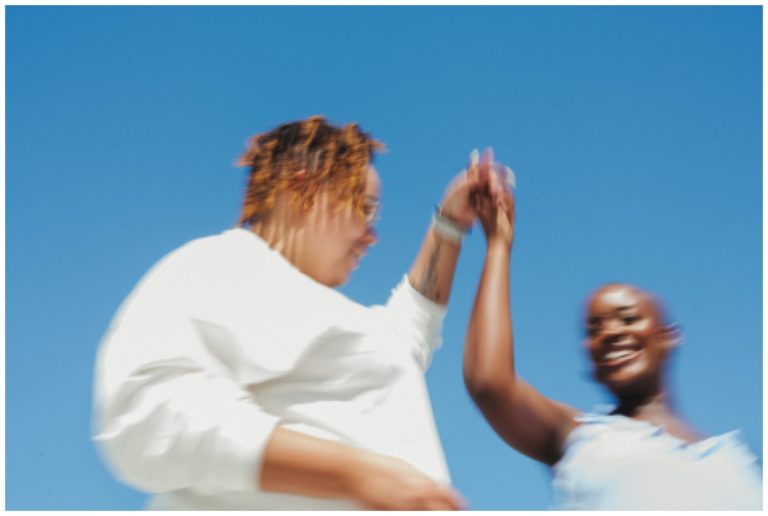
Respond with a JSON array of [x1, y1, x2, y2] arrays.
[[440, 148, 515, 246]]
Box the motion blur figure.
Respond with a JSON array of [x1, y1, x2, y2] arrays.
[[93, 116, 503, 510], [463, 177, 762, 510]]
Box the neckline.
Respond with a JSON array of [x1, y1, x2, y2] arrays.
[[574, 411, 740, 455]]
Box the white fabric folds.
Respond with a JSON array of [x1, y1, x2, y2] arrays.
[[93, 228, 450, 509]]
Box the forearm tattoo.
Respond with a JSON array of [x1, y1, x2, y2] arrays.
[[418, 239, 442, 302]]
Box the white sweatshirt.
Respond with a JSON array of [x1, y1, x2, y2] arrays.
[[92, 227, 451, 510]]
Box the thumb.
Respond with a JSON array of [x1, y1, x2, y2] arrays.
[[450, 487, 469, 510]]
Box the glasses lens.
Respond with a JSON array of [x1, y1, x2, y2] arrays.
[[363, 200, 380, 223]]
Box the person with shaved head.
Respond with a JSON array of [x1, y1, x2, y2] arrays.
[[462, 186, 762, 510]]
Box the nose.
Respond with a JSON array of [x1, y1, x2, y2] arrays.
[[598, 318, 625, 341], [363, 225, 378, 246]]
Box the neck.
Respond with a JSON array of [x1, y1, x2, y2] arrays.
[[612, 368, 675, 417], [249, 216, 306, 270], [613, 384, 703, 443], [614, 389, 673, 419]]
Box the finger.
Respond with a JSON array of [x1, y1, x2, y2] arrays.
[[487, 171, 501, 205], [469, 148, 479, 168], [466, 149, 481, 184], [474, 159, 490, 188], [477, 160, 490, 184], [451, 488, 469, 510], [482, 147, 494, 166], [477, 149, 493, 188], [441, 489, 465, 511], [505, 164, 516, 190], [445, 171, 468, 199], [423, 493, 460, 511], [466, 164, 478, 185], [494, 163, 517, 196], [423, 499, 448, 510]]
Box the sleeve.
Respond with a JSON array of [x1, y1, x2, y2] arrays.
[[92, 287, 282, 494], [383, 274, 448, 371]]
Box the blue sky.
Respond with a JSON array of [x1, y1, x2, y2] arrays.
[[6, 5, 762, 510]]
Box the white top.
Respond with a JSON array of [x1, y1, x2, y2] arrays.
[[552, 410, 763, 510], [93, 228, 451, 510]]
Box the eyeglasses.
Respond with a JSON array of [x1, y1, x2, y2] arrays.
[[362, 197, 381, 224]]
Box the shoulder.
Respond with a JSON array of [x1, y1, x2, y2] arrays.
[[558, 408, 625, 455], [699, 431, 761, 467], [119, 230, 251, 305], [148, 228, 267, 277]]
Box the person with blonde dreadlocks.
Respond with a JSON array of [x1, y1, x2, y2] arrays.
[[93, 116, 501, 510]]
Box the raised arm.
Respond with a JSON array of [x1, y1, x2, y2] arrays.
[[407, 218, 462, 305], [463, 169, 579, 466], [408, 152, 491, 305]]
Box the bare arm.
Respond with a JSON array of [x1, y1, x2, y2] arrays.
[[463, 176, 578, 466], [408, 151, 494, 305], [261, 427, 463, 510], [408, 226, 461, 305]]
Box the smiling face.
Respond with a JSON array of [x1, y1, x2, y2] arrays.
[[298, 166, 381, 287], [584, 284, 678, 397]]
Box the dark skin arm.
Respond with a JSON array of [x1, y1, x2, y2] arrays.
[[463, 174, 579, 466]]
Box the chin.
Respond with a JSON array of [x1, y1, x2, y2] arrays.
[[599, 371, 656, 399], [323, 270, 352, 288]]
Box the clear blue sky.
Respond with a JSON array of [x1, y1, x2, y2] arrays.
[[6, 5, 762, 510]]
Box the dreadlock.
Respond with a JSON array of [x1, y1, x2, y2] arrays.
[[236, 115, 384, 226]]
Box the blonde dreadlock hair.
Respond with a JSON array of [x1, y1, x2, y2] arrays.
[[236, 115, 384, 226]]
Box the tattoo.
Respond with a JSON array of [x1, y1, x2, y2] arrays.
[[418, 239, 442, 302]]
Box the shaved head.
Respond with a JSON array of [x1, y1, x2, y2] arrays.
[[583, 282, 680, 397], [587, 283, 673, 328]]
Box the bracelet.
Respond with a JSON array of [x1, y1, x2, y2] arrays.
[[432, 205, 470, 244]]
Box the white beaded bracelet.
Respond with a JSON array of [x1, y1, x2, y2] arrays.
[[432, 206, 469, 244]]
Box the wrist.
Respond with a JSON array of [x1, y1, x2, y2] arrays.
[[436, 205, 471, 230], [432, 205, 471, 245], [341, 447, 378, 500], [486, 235, 512, 252]]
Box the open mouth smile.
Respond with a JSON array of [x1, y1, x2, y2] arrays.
[[597, 341, 642, 368]]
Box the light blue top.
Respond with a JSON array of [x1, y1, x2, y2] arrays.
[[552, 408, 762, 510]]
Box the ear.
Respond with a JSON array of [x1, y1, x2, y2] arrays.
[[292, 169, 307, 190], [662, 323, 682, 351]]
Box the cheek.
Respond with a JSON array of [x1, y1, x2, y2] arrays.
[[340, 217, 369, 245], [645, 337, 669, 363], [635, 320, 654, 333], [584, 338, 599, 358], [320, 210, 357, 241], [327, 219, 365, 260]]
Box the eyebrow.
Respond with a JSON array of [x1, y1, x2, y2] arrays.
[[588, 306, 638, 322]]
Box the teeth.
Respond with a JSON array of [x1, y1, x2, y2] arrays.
[[604, 350, 634, 361]]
